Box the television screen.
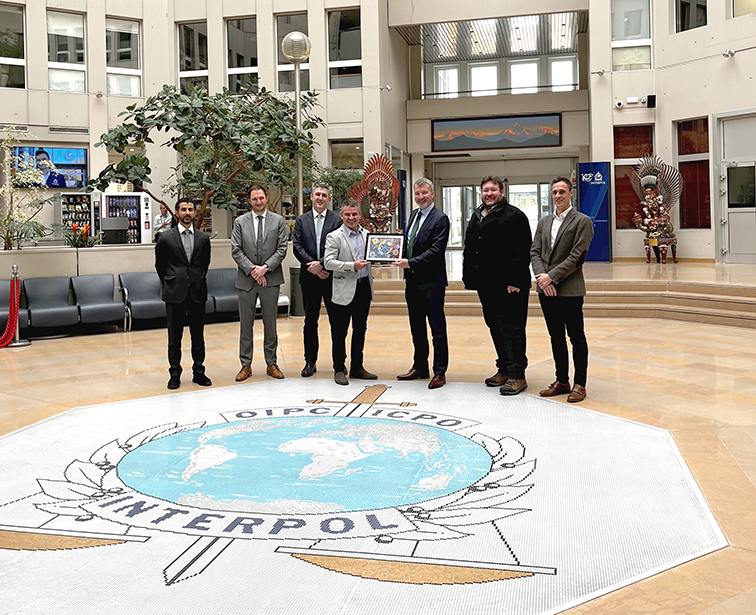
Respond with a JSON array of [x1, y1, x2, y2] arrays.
[[12, 146, 88, 189]]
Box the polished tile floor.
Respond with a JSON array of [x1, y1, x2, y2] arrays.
[[1, 264, 756, 613]]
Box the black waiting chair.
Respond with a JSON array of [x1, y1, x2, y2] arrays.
[[23, 277, 79, 327], [0, 279, 29, 332], [72, 274, 127, 329], [118, 272, 165, 330], [207, 268, 239, 314]]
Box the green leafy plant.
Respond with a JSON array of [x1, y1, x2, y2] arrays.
[[88, 83, 324, 228], [315, 166, 363, 209]]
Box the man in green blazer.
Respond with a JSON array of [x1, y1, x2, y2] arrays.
[[531, 176, 594, 403]]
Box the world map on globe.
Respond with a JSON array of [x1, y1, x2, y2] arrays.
[[117, 417, 493, 514]]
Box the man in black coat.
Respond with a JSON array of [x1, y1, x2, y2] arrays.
[[392, 178, 450, 389], [155, 199, 212, 390], [463, 176, 532, 395], [291, 184, 342, 377]]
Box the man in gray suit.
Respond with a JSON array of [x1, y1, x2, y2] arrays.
[[231, 185, 288, 381], [531, 176, 594, 403], [323, 201, 377, 386]]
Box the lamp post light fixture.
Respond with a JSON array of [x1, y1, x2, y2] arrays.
[[281, 31, 312, 216]]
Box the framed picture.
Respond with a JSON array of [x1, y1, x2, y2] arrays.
[[366, 233, 404, 263], [432, 114, 561, 152]]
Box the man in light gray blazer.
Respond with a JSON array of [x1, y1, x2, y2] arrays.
[[323, 201, 377, 386], [531, 176, 594, 403], [231, 185, 288, 381]]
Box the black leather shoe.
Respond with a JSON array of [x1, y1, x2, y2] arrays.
[[301, 362, 316, 377], [167, 376, 181, 390], [350, 367, 378, 380], [397, 368, 429, 380], [192, 373, 212, 387]]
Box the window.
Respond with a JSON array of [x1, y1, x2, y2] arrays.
[[106, 19, 140, 97], [611, 0, 652, 71], [434, 65, 458, 98], [328, 10, 361, 89], [47, 11, 85, 93], [178, 21, 208, 94], [331, 140, 363, 169], [277, 14, 309, 92], [0, 4, 24, 88], [227, 18, 257, 92], [614, 125, 653, 228], [733, 0, 756, 17], [550, 57, 575, 92], [676, 1, 707, 32], [509, 60, 538, 94], [678, 119, 710, 228], [469, 63, 498, 97]]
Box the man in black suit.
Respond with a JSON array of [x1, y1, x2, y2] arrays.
[[292, 184, 342, 377], [155, 199, 212, 390], [392, 178, 450, 389], [463, 176, 532, 395]]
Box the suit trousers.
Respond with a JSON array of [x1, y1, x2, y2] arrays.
[[301, 273, 335, 365], [166, 297, 206, 378], [538, 295, 588, 386], [405, 284, 448, 376], [237, 284, 280, 366], [477, 286, 528, 379], [330, 277, 371, 373]]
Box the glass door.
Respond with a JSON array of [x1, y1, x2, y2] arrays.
[[442, 186, 476, 247], [725, 164, 756, 263], [507, 184, 539, 231]]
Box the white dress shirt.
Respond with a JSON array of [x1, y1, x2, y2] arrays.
[[551, 206, 572, 248]]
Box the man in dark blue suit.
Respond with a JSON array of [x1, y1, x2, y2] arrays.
[[155, 199, 212, 390], [292, 184, 342, 377], [392, 178, 450, 389]]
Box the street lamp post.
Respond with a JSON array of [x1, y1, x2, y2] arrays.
[[281, 31, 312, 217]]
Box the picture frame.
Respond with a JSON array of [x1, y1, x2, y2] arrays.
[[365, 233, 404, 263]]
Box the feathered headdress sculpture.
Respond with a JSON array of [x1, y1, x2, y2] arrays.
[[346, 154, 400, 233], [630, 154, 683, 208]]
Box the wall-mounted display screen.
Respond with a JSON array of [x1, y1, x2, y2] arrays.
[[13, 146, 88, 189]]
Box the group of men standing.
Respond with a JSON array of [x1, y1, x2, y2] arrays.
[[154, 174, 593, 402]]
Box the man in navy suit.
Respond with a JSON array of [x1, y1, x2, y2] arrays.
[[392, 178, 450, 389], [292, 184, 343, 377], [155, 199, 212, 390], [35, 149, 67, 188]]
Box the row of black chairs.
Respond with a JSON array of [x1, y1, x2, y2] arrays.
[[0, 269, 258, 333]]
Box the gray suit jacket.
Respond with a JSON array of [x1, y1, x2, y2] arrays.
[[323, 225, 374, 306], [231, 210, 288, 290], [531, 208, 594, 296]]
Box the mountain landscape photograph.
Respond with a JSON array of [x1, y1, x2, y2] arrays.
[[432, 114, 561, 152]]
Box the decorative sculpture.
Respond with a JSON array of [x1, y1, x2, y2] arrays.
[[630, 155, 683, 264], [347, 154, 400, 234]]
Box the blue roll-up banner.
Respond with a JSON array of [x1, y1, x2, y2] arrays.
[[578, 162, 611, 262]]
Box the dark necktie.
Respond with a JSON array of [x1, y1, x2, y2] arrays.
[[256, 215, 264, 255], [407, 213, 421, 258], [182, 230, 192, 261]]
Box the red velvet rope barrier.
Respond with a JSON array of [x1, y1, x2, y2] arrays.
[[0, 278, 20, 348]]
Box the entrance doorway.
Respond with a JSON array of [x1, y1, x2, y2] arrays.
[[723, 163, 756, 263]]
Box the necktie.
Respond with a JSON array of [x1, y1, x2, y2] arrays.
[[182, 230, 192, 262], [407, 212, 421, 259], [256, 215, 264, 255], [315, 214, 324, 259]]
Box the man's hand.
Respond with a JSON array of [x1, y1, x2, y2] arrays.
[[542, 283, 557, 297], [315, 269, 330, 280], [250, 265, 268, 286], [535, 273, 553, 290], [392, 258, 410, 269], [354, 260, 370, 271], [307, 260, 324, 275], [506, 285, 520, 294]]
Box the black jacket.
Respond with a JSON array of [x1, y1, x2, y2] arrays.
[[462, 199, 532, 291], [155, 226, 211, 303], [292, 209, 343, 282], [403, 205, 450, 290]]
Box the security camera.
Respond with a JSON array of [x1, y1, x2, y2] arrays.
[[615, 99, 624, 109]]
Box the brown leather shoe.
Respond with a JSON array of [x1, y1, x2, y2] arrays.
[[485, 371, 508, 387], [428, 374, 446, 389], [567, 384, 586, 403], [334, 371, 349, 385], [301, 362, 316, 377], [235, 365, 252, 382], [539, 381, 571, 397], [397, 368, 429, 380], [266, 364, 285, 379], [350, 367, 377, 380], [500, 378, 527, 395]]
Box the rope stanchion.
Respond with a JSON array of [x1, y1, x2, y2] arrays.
[[1, 265, 31, 349]]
